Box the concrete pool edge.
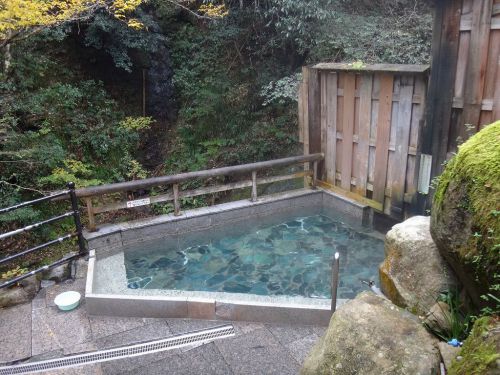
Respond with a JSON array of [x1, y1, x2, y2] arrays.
[[86, 249, 345, 325], [84, 188, 372, 254], [84, 188, 369, 325]]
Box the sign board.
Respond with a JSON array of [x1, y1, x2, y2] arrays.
[[126, 198, 151, 208]]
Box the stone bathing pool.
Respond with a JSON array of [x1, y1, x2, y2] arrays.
[[85, 189, 385, 325]]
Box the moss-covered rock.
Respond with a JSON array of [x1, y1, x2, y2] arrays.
[[449, 316, 500, 375], [430, 121, 500, 308]]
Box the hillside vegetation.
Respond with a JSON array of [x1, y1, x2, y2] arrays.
[[0, 0, 432, 272]]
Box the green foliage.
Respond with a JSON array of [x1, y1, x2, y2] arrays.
[[433, 121, 500, 312], [424, 290, 473, 342], [260, 73, 301, 106], [449, 317, 500, 375], [264, 0, 335, 54], [1, 266, 28, 280], [83, 11, 165, 71]]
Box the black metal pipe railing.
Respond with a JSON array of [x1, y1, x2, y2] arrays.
[[0, 211, 75, 240], [0, 190, 69, 214], [0, 182, 87, 289], [0, 233, 74, 265], [68, 182, 86, 257]]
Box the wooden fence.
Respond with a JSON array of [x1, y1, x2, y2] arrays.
[[73, 154, 323, 231], [298, 64, 429, 219], [425, 0, 500, 177]]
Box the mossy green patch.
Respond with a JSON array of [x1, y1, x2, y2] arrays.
[[433, 121, 500, 289], [449, 316, 500, 375]]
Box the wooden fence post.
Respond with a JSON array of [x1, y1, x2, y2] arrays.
[[173, 184, 181, 216], [85, 198, 96, 232], [251, 171, 257, 202]]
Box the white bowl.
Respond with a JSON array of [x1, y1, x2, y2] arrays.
[[54, 291, 81, 311]]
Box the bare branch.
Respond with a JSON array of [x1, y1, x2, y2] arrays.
[[0, 181, 50, 196], [166, 0, 215, 20]]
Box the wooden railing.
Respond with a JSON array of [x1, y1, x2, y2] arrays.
[[74, 154, 324, 231]]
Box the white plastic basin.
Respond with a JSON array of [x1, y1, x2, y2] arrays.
[[54, 291, 81, 311]]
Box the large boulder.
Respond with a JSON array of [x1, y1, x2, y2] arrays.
[[379, 216, 457, 314], [431, 121, 500, 308], [301, 292, 440, 375], [0, 275, 40, 308], [449, 316, 500, 375]]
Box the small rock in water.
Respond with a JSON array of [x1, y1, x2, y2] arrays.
[[149, 257, 174, 269], [292, 274, 302, 283], [198, 246, 209, 254], [128, 281, 140, 289], [206, 274, 226, 287], [267, 281, 281, 291]]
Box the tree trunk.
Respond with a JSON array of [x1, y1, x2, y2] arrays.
[[3, 43, 11, 75]]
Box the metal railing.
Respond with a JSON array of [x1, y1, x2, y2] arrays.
[[0, 182, 87, 289], [72, 153, 324, 231]]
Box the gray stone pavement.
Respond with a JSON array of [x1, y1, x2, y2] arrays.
[[0, 261, 325, 374]]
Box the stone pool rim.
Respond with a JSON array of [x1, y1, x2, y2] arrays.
[[84, 188, 374, 326]]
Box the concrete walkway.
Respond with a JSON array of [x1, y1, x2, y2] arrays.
[[0, 262, 325, 374]]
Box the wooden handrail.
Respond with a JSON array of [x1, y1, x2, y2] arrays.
[[77, 153, 323, 231], [74, 153, 323, 198]]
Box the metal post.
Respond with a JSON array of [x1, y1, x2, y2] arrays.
[[173, 184, 181, 216], [331, 252, 340, 312], [251, 171, 257, 202], [68, 182, 87, 255]]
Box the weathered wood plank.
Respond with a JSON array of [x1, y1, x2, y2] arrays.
[[316, 180, 383, 211], [335, 74, 344, 181], [302, 67, 310, 157], [325, 73, 338, 184], [313, 63, 429, 73], [355, 75, 372, 196], [308, 68, 322, 155], [298, 82, 304, 143], [390, 76, 414, 219], [462, 0, 493, 137], [340, 73, 356, 191], [406, 76, 427, 210], [426, 0, 461, 178], [484, 30, 500, 99], [320, 72, 328, 179], [372, 73, 394, 204], [454, 31, 470, 99], [493, 54, 500, 120]]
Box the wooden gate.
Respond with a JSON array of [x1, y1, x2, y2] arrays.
[[298, 64, 429, 219]]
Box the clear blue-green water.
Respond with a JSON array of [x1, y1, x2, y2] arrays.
[[124, 213, 384, 299]]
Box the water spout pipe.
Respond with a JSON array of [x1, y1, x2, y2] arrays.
[[331, 252, 340, 312]]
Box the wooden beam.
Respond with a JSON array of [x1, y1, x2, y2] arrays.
[[372, 73, 394, 204], [461, 0, 493, 139], [340, 73, 356, 191], [356, 74, 372, 197], [316, 180, 383, 211]]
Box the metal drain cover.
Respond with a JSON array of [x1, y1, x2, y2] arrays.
[[0, 325, 235, 375]]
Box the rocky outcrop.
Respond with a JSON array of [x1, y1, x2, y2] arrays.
[[0, 275, 40, 308], [449, 317, 500, 375], [301, 292, 440, 375], [379, 216, 457, 314], [431, 121, 500, 308]]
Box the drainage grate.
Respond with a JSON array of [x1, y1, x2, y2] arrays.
[[0, 325, 235, 375]]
